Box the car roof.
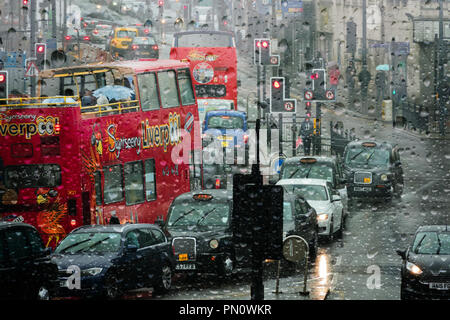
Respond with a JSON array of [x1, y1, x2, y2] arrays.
[[70, 223, 159, 234], [276, 178, 330, 187], [283, 156, 337, 165], [346, 140, 394, 150], [416, 225, 449, 233], [0, 221, 36, 230], [172, 189, 232, 203]]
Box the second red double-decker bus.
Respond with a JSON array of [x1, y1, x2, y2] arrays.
[[170, 31, 238, 123], [0, 59, 202, 247]]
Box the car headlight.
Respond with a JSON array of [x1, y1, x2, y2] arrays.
[[82, 267, 103, 277], [317, 214, 329, 222], [406, 262, 422, 275], [209, 239, 219, 249], [380, 174, 389, 182]]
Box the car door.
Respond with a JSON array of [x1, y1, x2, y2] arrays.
[[122, 229, 145, 290], [334, 162, 348, 213], [135, 228, 160, 287], [392, 148, 404, 185], [328, 184, 343, 233], [3, 226, 33, 298], [0, 229, 15, 298]]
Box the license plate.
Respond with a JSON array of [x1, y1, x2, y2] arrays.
[[175, 263, 196, 270], [354, 187, 371, 192], [429, 283, 450, 290], [179, 253, 188, 261]]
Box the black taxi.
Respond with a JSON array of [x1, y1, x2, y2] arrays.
[[342, 141, 404, 199], [163, 190, 235, 276]]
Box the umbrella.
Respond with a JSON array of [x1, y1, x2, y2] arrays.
[[93, 85, 134, 101], [43, 97, 77, 104], [376, 64, 389, 71]]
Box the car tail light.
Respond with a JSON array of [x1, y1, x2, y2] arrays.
[[93, 29, 99, 34], [215, 179, 221, 189], [65, 35, 72, 40], [152, 45, 158, 50], [144, 28, 150, 34], [243, 134, 249, 144], [132, 45, 139, 50], [83, 36, 90, 41]]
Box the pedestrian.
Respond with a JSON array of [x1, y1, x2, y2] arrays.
[[81, 89, 97, 107], [109, 211, 120, 225], [300, 116, 314, 156]]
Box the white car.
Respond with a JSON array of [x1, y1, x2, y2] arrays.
[[276, 178, 345, 241]]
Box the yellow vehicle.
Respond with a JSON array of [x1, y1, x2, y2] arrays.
[[109, 27, 138, 58]]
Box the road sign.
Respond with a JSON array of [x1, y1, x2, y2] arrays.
[[25, 59, 39, 77], [325, 89, 335, 100], [283, 235, 308, 263], [304, 89, 313, 100], [281, 0, 303, 17], [284, 101, 295, 111]]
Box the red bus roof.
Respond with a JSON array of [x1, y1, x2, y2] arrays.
[[39, 59, 190, 78]]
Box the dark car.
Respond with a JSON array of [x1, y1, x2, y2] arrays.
[[279, 156, 348, 214], [90, 23, 114, 45], [0, 222, 58, 300], [163, 190, 235, 276], [51, 224, 175, 299], [202, 110, 248, 149], [283, 193, 319, 258], [397, 225, 450, 300], [342, 141, 404, 199], [128, 36, 159, 59]]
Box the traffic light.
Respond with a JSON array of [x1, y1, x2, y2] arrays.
[[259, 39, 280, 66], [305, 101, 312, 115], [22, 0, 29, 6], [35, 43, 47, 70], [311, 69, 326, 91], [254, 39, 261, 65], [183, 5, 189, 21], [270, 77, 297, 113], [158, 0, 164, 6], [0, 71, 8, 99]]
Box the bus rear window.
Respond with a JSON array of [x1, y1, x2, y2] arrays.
[[4, 164, 61, 189]]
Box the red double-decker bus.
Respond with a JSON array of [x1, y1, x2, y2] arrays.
[[170, 31, 238, 123], [0, 59, 202, 247]]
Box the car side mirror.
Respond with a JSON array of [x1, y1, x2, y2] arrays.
[[332, 195, 341, 202], [125, 244, 139, 254], [396, 249, 406, 260], [155, 215, 165, 228]]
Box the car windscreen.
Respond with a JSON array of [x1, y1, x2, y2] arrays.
[[133, 37, 156, 45], [281, 163, 333, 183], [282, 185, 328, 201], [344, 147, 390, 167], [207, 115, 243, 129], [176, 33, 234, 47], [54, 232, 122, 254], [412, 232, 450, 255], [117, 30, 137, 38], [167, 202, 230, 228]]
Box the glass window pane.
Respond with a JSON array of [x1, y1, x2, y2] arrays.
[[104, 164, 124, 204], [5, 229, 30, 259], [137, 73, 160, 111], [94, 171, 102, 206], [27, 229, 45, 254], [144, 159, 157, 201], [178, 68, 196, 106], [158, 71, 180, 108], [151, 229, 166, 244], [124, 161, 145, 205]]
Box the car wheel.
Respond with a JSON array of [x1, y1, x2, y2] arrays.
[[104, 274, 122, 300], [218, 254, 235, 277], [153, 263, 172, 294]]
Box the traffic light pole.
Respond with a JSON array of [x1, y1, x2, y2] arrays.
[[29, 0, 37, 96]]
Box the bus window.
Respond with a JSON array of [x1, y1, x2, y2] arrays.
[[158, 70, 180, 108], [137, 72, 160, 111], [4, 164, 61, 189], [38, 78, 60, 97], [144, 159, 156, 201], [103, 164, 124, 204], [177, 68, 195, 106], [124, 161, 145, 205], [94, 171, 102, 206]]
